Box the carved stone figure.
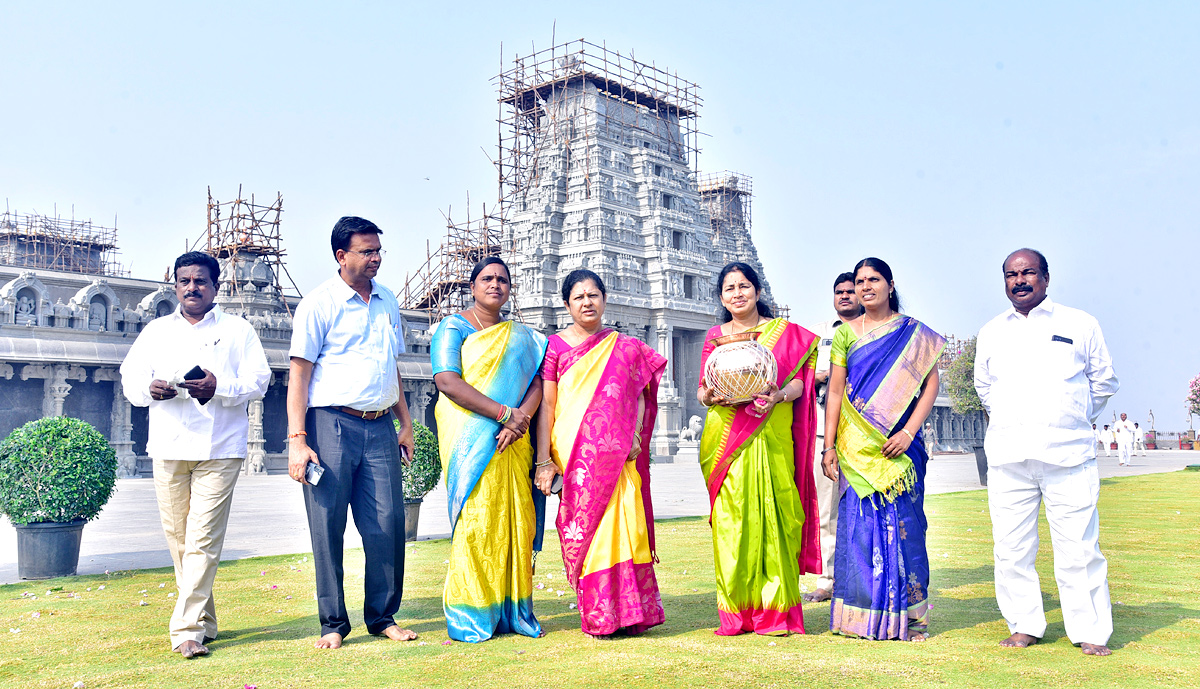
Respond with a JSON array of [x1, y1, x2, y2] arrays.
[[678, 415, 703, 442]]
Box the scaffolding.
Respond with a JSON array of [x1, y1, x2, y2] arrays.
[[191, 186, 302, 309], [400, 198, 501, 320], [402, 38, 703, 321], [698, 171, 752, 240], [0, 206, 126, 276]]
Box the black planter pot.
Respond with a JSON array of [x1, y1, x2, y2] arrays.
[[15, 519, 86, 579], [403, 500, 422, 543], [972, 445, 988, 487]]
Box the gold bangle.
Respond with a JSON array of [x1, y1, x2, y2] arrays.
[[900, 428, 914, 441]]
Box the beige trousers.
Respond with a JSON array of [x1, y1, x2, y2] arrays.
[[812, 435, 839, 591], [152, 457, 242, 649]]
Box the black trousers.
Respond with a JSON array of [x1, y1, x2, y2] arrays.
[[303, 407, 405, 637]]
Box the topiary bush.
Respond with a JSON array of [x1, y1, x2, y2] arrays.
[[395, 419, 441, 501], [0, 416, 118, 525]]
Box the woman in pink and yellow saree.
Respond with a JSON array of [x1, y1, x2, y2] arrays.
[[697, 262, 822, 636], [536, 270, 668, 637]]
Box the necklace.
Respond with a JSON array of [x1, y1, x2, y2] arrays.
[[859, 311, 897, 336], [466, 308, 487, 331], [729, 316, 766, 335]]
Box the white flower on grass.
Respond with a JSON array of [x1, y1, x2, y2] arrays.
[[8, 628, 19, 634], [138, 601, 149, 606], [98, 586, 105, 590], [168, 593, 175, 598], [30, 612, 40, 619], [159, 583, 166, 588], [74, 682, 85, 689]]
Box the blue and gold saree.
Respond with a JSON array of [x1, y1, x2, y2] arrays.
[[829, 315, 945, 640]]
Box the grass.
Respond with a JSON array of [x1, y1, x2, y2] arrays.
[[1, 472, 1198, 688]]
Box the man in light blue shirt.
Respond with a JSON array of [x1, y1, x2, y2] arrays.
[[287, 216, 418, 649]]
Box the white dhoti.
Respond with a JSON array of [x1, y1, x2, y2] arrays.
[[1132, 438, 1146, 455], [812, 434, 838, 592], [988, 458, 1112, 646]]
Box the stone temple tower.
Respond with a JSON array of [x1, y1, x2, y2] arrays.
[[494, 40, 776, 457]]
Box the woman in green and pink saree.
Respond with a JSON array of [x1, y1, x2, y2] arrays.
[[698, 262, 822, 636]]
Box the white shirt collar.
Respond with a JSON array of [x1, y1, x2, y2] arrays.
[[171, 303, 223, 325], [1005, 295, 1055, 321]]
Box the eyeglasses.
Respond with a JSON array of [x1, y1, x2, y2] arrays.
[[346, 249, 386, 259]]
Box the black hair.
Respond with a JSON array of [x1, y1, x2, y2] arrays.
[[833, 272, 856, 290], [715, 262, 774, 322], [561, 269, 606, 302], [330, 216, 382, 258], [853, 257, 902, 312], [469, 256, 510, 285], [1002, 248, 1049, 277], [174, 251, 220, 283]]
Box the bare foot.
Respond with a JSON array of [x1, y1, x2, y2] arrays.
[[1081, 642, 1111, 656], [380, 626, 418, 642], [999, 632, 1039, 648], [176, 640, 209, 659], [802, 589, 832, 603], [314, 632, 343, 649]]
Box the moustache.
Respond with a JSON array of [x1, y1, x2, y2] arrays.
[[183, 292, 202, 299], [1010, 285, 1032, 296]]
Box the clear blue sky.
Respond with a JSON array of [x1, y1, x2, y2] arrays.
[[3, 1, 1197, 429]]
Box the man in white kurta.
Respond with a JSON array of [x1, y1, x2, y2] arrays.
[[1112, 413, 1135, 466], [975, 248, 1118, 656], [803, 272, 861, 602], [1132, 423, 1147, 455], [1100, 426, 1113, 456], [121, 252, 271, 659]]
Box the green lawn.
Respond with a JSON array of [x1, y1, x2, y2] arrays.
[[2, 472, 1198, 688]]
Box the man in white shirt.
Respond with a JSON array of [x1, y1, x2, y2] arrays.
[[975, 248, 1119, 657], [287, 216, 418, 649], [1112, 413, 1135, 466], [1132, 422, 1147, 455], [121, 251, 271, 659], [1100, 425, 1113, 457], [802, 272, 861, 603]]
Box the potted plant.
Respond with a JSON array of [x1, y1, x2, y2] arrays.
[[395, 419, 441, 542], [945, 336, 988, 486], [0, 417, 117, 579]]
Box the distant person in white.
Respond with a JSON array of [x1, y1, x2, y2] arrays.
[[974, 248, 1119, 657], [1100, 425, 1113, 456], [121, 251, 271, 660], [1132, 422, 1147, 455], [1112, 413, 1135, 466], [803, 271, 861, 603]]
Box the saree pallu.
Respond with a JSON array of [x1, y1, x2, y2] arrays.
[[830, 316, 944, 640], [546, 330, 667, 636], [432, 315, 548, 642], [698, 318, 820, 635]]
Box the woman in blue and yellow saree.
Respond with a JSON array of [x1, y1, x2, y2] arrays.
[[431, 257, 548, 642], [822, 257, 944, 641]]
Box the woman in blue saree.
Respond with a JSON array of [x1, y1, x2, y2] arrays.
[[431, 257, 548, 642], [821, 257, 944, 641]]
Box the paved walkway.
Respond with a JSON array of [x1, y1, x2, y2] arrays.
[[2, 450, 1194, 584]]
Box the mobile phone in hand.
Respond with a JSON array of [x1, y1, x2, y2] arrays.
[[304, 462, 325, 486]]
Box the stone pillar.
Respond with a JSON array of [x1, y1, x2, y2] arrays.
[[246, 398, 267, 475], [31, 364, 86, 417], [652, 322, 681, 460], [410, 383, 434, 429], [96, 368, 137, 478]]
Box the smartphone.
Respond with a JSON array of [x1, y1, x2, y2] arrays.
[[304, 462, 325, 486], [550, 474, 563, 495], [181, 365, 211, 405]]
